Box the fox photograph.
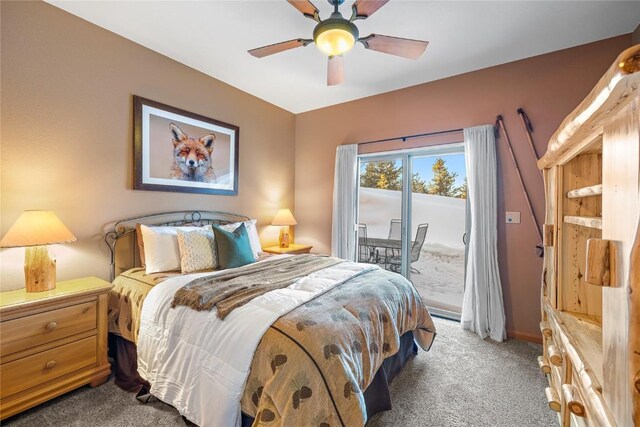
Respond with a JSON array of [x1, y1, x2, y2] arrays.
[[134, 96, 239, 195]]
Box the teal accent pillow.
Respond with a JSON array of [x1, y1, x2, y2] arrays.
[[212, 223, 255, 269]]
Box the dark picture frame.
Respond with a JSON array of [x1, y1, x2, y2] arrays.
[[133, 95, 239, 195]]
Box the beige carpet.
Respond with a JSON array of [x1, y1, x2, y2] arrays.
[[5, 318, 556, 426], [368, 318, 555, 426]]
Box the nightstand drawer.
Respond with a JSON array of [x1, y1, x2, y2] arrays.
[[0, 335, 97, 399], [0, 301, 96, 357]]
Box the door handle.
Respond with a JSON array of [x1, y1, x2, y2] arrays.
[[463, 232, 468, 245]]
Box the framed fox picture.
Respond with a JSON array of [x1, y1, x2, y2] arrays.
[[133, 96, 239, 195]]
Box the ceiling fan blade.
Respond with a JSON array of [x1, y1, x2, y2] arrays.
[[360, 34, 428, 60], [248, 39, 310, 58], [352, 0, 390, 19], [327, 55, 344, 86], [287, 0, 319, 19]]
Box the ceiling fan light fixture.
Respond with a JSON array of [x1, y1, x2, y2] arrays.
[[313, 16, 358, 57], [316, 28, 355, 56]]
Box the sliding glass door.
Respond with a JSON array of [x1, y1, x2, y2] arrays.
[[358, 155, 408, 274], [409, 150, 467, 318], [358, 145, 467, 320]]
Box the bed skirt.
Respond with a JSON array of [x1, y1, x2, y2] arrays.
[[108, 330, 418, 425]]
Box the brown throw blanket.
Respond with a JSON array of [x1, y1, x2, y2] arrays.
[[171, 254, 344, 319]]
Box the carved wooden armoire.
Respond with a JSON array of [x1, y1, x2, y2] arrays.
[[537, 45, 640, 426]]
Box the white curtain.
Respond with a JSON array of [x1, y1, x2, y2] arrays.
[[331, 144, 358, 261], [461, 125, 507, 342]]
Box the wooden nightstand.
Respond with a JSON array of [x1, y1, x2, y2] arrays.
[[263, 244, 313, 255], [0, 276, 113, 420]]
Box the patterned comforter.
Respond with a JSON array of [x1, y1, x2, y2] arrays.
[[109, 259, 435, 427]]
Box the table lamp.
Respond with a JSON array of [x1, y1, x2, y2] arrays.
[[0, 210, 77, 292], [271, 209, 297, 248]]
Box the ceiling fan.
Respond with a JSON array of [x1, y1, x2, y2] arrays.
[[248, 0, 429, 86]]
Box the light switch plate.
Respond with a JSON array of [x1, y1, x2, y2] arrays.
[[506, 212, 521, 224]]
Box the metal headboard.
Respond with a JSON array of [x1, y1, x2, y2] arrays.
[[104, 210, 250, 281]]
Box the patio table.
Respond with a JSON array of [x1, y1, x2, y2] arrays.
[[361, 237, 415, 249], [358, 237, 414, 267]]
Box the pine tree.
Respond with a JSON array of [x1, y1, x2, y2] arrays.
[[411, 173, 428, 194], [360, 160, 441, 194], [360, 161, 401, 191], [376, 173, 390, 189], [426, 158, 458, 197], [456, 177, 468, 199], [359, 162, 380, 188]]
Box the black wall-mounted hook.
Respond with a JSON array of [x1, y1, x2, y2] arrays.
[[494, 115, 502, 138], [517, 108, 534, 132]]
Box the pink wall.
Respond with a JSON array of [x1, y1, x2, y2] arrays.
[[294, 35, 632, 341]]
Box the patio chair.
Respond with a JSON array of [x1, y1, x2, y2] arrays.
[[357, 224, 368, 262], [388, 219, 402, 240], [387, 219, 402, 259], [358, 224, 379, 263], [387, 223, 429, 274]]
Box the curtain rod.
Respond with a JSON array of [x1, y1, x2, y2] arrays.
[[357, 127, 464, 146]]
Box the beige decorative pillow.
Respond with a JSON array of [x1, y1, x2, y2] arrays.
[[135, 224, 146, 268], [177, 225, 217, 274]]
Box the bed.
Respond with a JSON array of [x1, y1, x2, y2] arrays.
[[104, 211, 436, 427]]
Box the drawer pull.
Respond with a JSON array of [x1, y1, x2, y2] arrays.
[[537, 355, 551, 374], [562, 384, 585, 417], [46, 322, 58, 331], [544, 387, 561, 412], [547, 344, 563, 366], [45, 360, 57, 369]]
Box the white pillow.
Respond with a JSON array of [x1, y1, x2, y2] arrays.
[[219, 219, 262, 260], [140, 224, 201, 274], [177, 225, 217, 273]]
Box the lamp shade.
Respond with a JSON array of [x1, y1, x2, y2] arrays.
[[271, 209, 297, 226], [0, 210, 77, 248]]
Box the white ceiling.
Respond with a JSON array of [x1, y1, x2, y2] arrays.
[[47, 1, 640, 113]]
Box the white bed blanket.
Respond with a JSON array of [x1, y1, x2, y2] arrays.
[[137, 256, 375, 427]]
